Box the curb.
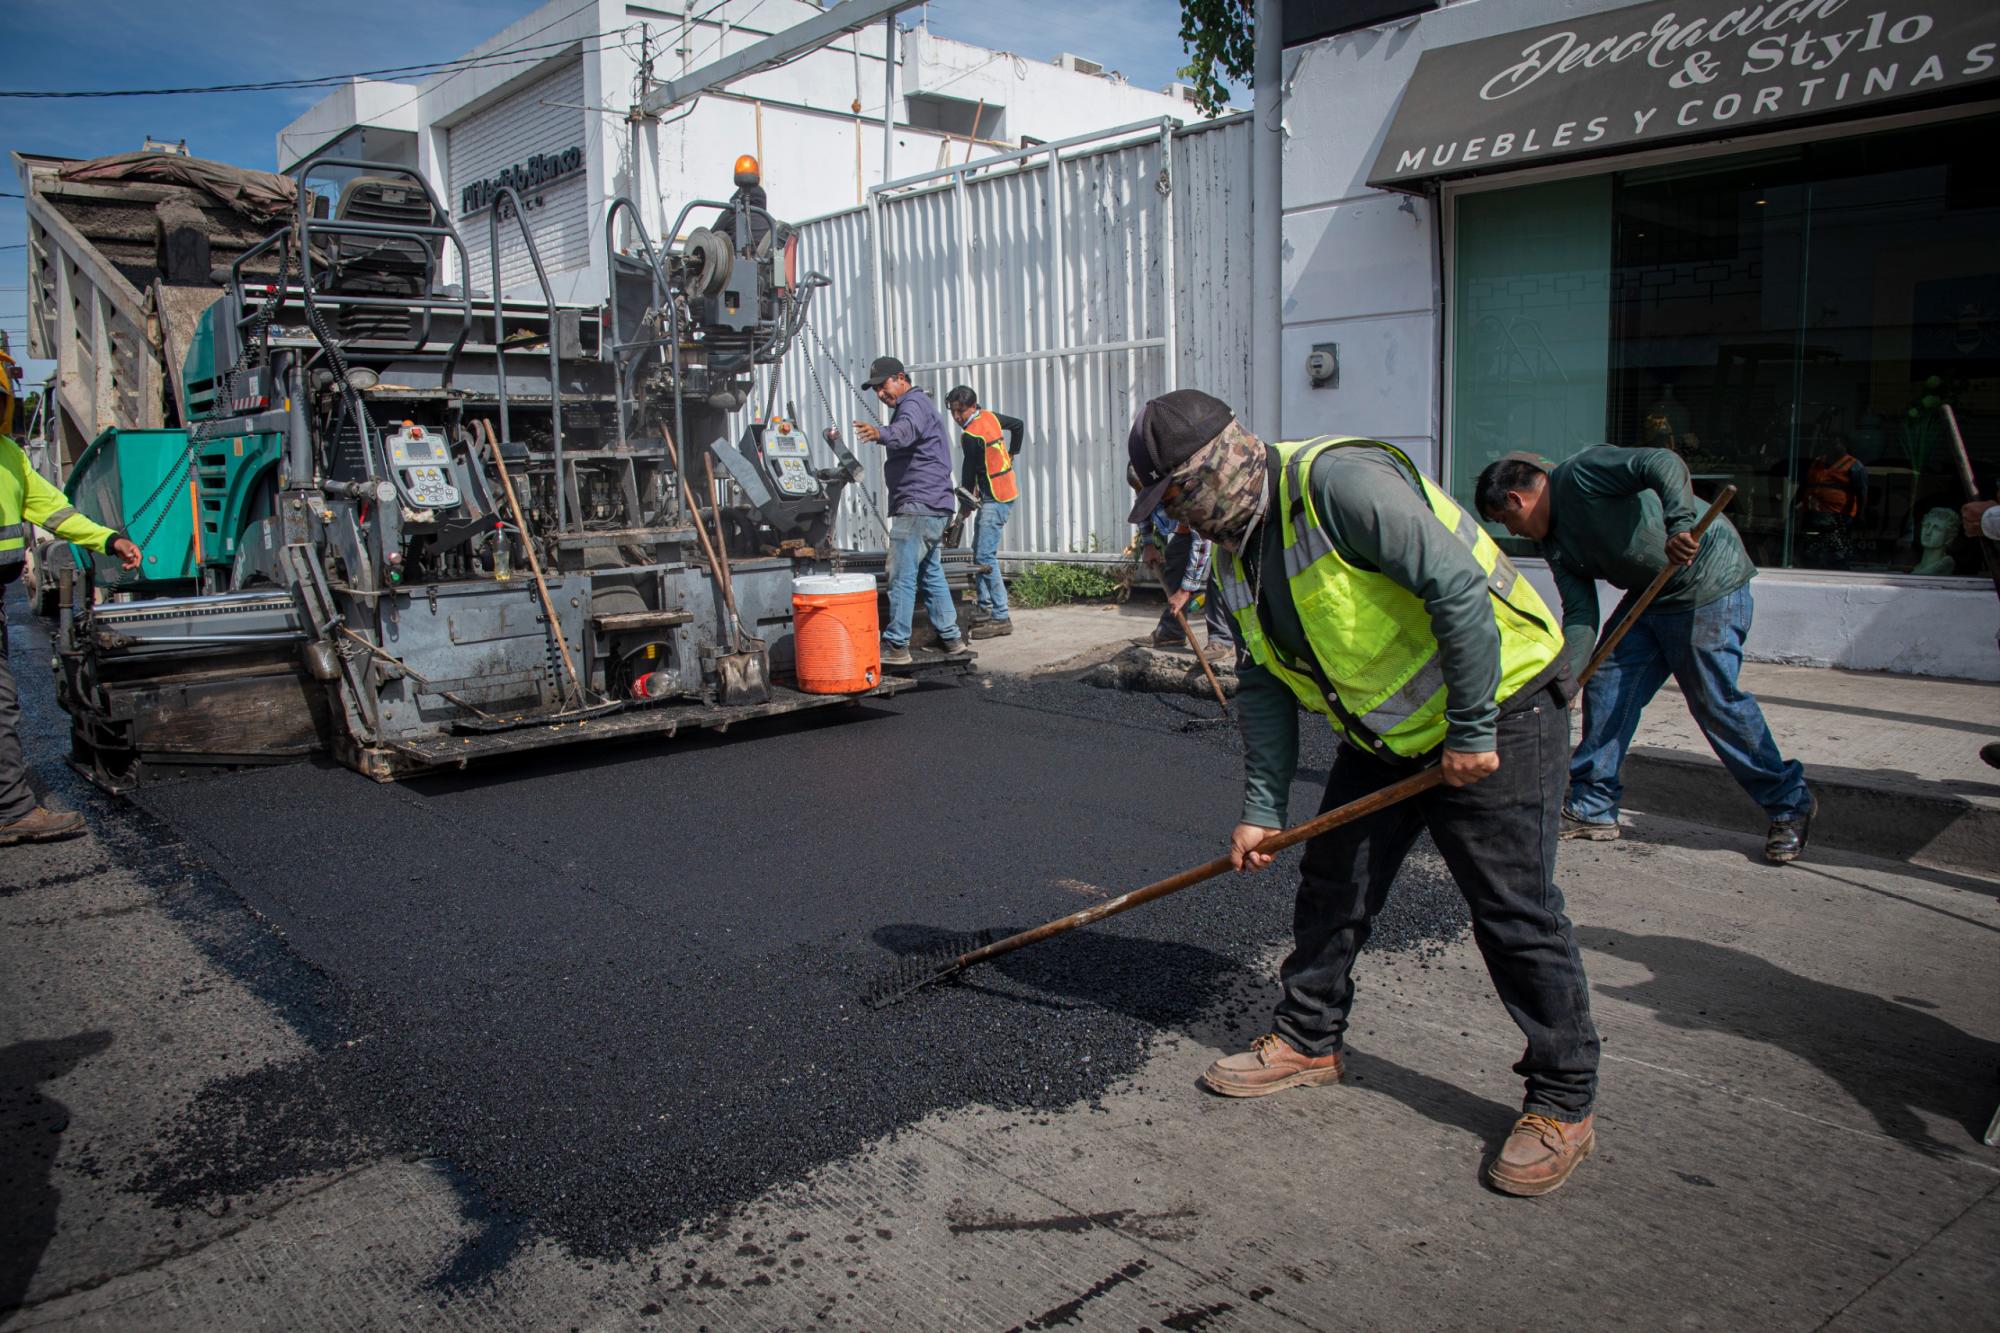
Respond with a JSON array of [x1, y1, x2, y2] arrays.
[[1620, 746, 2000, 875]]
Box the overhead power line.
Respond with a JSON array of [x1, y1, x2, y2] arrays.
[[0, 25, 636, 99]]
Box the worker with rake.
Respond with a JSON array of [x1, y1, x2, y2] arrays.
[[1126, 390, 1601, 1196]]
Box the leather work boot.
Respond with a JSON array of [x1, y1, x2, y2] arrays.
[[1560, 810, 1620, 841], [1485, 1112, 1596, 1197], [1201, 1034, 1344, 1098], [0, 806, 87, 847], [1149, 627, 1188, 649], [969, 617, 1013, 639], [1765, 788, 1819, 864], [879, 641, 913, 666]]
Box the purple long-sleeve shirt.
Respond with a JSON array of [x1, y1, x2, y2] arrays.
[[875, 386, 957, 514]]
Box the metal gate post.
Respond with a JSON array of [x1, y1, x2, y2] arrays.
[[1046, 141, 1068, 551], [1159, 121, 1179, 396], [953, 167, 975, 366]]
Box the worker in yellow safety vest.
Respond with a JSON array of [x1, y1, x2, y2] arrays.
[[944, 384, 1024, 639], [1125, 389, 1600, 1198], [1, 351, 142, 846]]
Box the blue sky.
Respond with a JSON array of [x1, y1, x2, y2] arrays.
[[0, 0, 1233, 386]]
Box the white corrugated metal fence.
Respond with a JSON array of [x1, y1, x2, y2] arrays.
[[763, 113, 1251, 560]]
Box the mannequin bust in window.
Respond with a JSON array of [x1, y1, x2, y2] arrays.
[[1912, 506, 1960, 575]]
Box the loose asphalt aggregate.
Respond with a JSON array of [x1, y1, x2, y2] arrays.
[[13, 609, 1474, 1260]]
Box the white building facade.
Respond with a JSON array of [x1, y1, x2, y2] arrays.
[[278, 0, 1206, 305], [1275, 0, 2000, 679]]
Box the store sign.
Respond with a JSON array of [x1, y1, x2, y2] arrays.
[[1368, 0, 2000, 188], [460, 146, 584, 214]]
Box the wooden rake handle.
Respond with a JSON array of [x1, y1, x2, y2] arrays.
[[478, 419, 586, 707], [1156, 568, 1231, 713], [946, 484, 1741, 978]]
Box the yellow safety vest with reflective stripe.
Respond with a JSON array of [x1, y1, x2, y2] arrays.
[[1, 433, 120, 577], [1217, 437, 1562, 761]]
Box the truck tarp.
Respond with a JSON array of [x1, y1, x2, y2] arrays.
[[56, 152, 299, 225]]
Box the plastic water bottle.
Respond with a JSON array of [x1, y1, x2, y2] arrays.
[[492, 525, 512, 581]]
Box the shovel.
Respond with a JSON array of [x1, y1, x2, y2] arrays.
[[659, 425, 771, 705]]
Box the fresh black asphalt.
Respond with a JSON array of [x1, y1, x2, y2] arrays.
[[9, 595, 1472, 1259]]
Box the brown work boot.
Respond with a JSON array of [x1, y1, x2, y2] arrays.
[[1201, 1034, 1344, 1098], [1485, 1112, 1596, 1197], [0, 805, 87, 847]]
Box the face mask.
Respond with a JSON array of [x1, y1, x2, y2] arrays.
[[1163, 420, 1269, 551]]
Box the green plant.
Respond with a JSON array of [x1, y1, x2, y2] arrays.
[[1010, 562, 1123, 608], [1178, 0, 1254, 117]]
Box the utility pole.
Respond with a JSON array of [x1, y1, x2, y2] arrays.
[[882, 16, 897, 190], [1250, 0, 1284, 441]]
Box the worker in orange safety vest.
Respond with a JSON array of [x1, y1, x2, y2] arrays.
[[945, 384, 1024, 639]]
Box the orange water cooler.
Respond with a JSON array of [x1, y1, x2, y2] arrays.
[[791, 574, 881, 693]]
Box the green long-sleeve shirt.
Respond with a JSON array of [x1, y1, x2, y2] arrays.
[[1539, 446, 1755, 673], [1, 434, 121, 579], [1235, 445, 1504, 829]]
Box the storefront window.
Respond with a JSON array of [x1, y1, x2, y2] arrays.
[[1451, 112, 2000, 577]]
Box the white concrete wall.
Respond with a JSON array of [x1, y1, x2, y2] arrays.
[[301, 0, 1208, 305], [903, 30, 1196, 145], [276, 79, 421, 171], [1278, 0, 2000, 679]]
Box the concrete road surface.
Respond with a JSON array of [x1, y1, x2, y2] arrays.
[[4, 590, 1996, 1330]]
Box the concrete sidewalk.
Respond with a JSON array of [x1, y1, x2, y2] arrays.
[[1622, 663, 1998, 873]]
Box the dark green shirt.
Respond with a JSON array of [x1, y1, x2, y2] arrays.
[[1539, 446, 1756, 672], [1236, 445, 1503, 828]]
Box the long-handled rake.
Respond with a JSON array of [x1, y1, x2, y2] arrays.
[[863, 486, 1737, 1009]]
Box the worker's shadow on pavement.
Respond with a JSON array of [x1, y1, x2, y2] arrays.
[[870, 925, 1517, 1144], [872, 922, 1246, 1034], [0, 1030, 114, 1317], [1577, 927, 1999, 1154]]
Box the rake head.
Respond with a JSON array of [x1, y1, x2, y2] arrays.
[[861, 930, 995, 1010]]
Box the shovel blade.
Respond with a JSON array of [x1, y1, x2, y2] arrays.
[[717, 642, 771, 706]]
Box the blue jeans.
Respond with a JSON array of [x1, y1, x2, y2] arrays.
[[1567, 586, 1810, 825], [973, 499, 1011, 621], [884, 510, 959, 648]]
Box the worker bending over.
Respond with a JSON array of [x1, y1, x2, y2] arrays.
[[1, 356, 141, 846], [1476, 448, 1815, 863], [855, 355, 964, 666], [944, 384, 1023, 640], [1128, 390, 1600, 1197]]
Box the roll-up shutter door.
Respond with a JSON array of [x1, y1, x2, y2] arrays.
[[447, 61, 590, 297]]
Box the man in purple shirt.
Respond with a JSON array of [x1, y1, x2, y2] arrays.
[[854, 356, 964, 664]]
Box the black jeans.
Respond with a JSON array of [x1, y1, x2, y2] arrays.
[[1272, 687, 1600, 1121]]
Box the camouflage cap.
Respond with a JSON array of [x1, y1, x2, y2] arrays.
[[1162, 419, 1270, 547]]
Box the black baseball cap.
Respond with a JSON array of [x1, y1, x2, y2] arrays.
[[862, 355, 906, 389], [1126, 389, 1235, 523]]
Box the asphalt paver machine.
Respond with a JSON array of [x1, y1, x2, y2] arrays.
[[55, 154, 918, 785]]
